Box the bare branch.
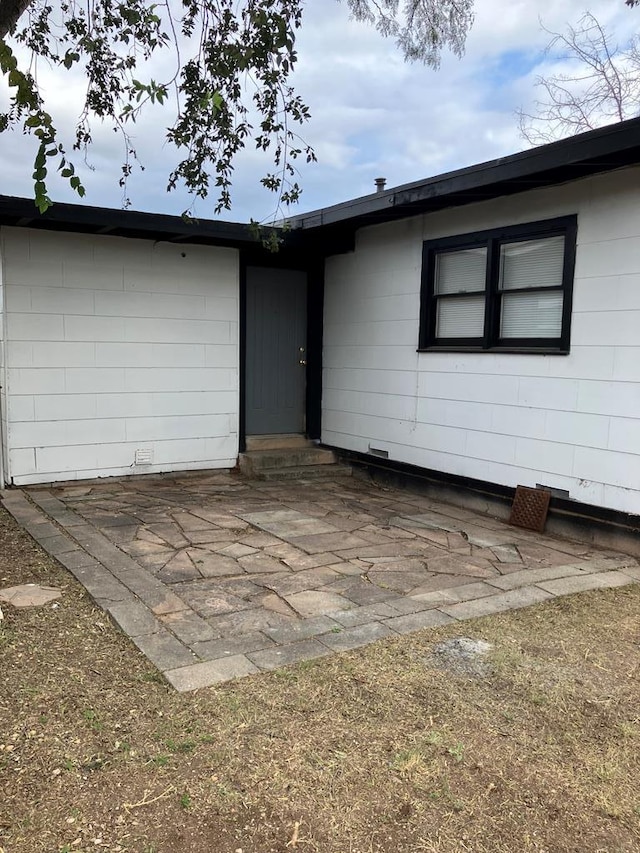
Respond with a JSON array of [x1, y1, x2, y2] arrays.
[[519, 12, 640, 145]]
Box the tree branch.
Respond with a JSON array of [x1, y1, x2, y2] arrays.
[[519, 12, 640, 145], [0, 0, 32, 39]]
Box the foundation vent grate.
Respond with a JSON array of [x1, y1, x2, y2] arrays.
[[369, 447, 389, 459], [509, 485, 551, 533], [536, 483, 570, 499]]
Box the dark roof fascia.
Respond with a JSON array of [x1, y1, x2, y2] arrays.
[[2, 119, 638, 254], [0, 195, 263, 249], [290, 118, 640, 233], [0, 193, 349, 261]]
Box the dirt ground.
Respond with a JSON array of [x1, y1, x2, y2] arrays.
[[1, 503, 639, 853]]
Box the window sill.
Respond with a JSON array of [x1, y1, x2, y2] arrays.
[[416, 346, 570, 355]]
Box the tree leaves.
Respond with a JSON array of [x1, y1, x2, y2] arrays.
[[1, 0, 476, 218], [348, 0, 474, 68]]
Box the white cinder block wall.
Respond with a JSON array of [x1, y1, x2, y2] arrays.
[[0, 251, 7, 487], [1, 228, 239, 485], [322, 167, 640, 515]]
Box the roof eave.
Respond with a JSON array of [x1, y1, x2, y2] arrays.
[[289, 117, 640, 232], [0, 195, 261, 248]]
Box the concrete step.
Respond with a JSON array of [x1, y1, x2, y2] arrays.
[[239, 443, 351, 481], [259, 463, 352, 481], [239, 446, 336, 475], [245, 434, 313, 451]]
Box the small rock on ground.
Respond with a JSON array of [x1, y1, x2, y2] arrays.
[[0, 583, 63, 607]]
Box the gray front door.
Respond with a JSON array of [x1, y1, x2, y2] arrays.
[[245, 267, 307, 435]]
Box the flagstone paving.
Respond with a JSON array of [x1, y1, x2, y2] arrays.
[[1, 470, 638, 691]]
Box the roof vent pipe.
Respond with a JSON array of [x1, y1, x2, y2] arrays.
[[374, 177, 386, 193]]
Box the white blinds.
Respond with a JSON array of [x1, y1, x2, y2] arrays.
[[499, 236, 564, 290], [501, 291, 563, 338], [435, 247, 487, 294], [498, 235, 564, 338], [437, 295, 485, 338], [432, 234, 566, 341]]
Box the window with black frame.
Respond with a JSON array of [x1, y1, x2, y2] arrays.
[[419, 216, 577, 353]]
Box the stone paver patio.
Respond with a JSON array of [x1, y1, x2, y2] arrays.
[[2, 471, 638, 691]]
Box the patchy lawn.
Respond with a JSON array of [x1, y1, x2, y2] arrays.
[[1, 504, 639, 853]]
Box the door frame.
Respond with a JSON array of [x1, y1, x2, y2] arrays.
[[239, 251, 324, 453]]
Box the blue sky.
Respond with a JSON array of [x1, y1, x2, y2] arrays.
[[0, 0, 637, 222]]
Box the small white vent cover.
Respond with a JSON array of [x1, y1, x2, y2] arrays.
[[134, 448, 153, 466]]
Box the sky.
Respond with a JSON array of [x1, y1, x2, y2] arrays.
[[0, 0, 638, 223]]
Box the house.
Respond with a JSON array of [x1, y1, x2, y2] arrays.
[[0, 118, 639, 549]]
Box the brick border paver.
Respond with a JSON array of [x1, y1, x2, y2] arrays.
[[2, 480, 638, 692]]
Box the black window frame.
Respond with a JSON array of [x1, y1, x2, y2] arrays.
[[418, 215, 577, 354]]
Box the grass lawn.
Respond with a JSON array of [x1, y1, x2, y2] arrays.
[[1, 504, 639, 853]]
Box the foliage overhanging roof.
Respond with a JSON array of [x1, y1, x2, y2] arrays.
[[0, 116, 638, 253]]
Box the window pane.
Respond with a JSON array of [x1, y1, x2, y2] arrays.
[[437, 296, 485, 338], [435, 247, 487, 294], [499, 235, 564, 290], [500, 290, 563, 338]]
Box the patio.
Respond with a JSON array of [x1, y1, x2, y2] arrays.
[[3, 470, 638, 690]]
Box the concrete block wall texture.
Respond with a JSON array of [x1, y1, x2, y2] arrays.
[[0, 249, 7, 487], [322, 166, 640, 515], [1, 227, 239, 484]]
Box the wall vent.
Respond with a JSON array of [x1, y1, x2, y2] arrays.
[[536, 483, 571, 499], [368, 446, 389, 459], [134, 448, 153, 466]]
